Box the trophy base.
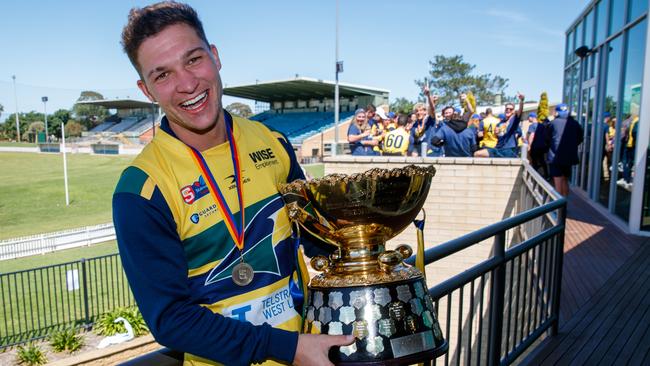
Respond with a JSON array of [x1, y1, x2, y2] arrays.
[[331, 343, 448, 366], [303, 276, 446, 364]]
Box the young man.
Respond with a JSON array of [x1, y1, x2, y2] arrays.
[[113, 3, 351, 365], [382, 114, 411, 156], [474, 94, 525, 158], [546, 104, 584, 196], [428, 106, 477, 157], [477, 108, 500, 148], [408, 85, 437, 156], [527, 112, 550, 179]]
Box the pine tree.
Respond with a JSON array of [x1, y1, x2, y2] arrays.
[[537, 92, 549, 122]]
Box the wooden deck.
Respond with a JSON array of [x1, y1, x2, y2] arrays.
[[523, 190, 650, 365]]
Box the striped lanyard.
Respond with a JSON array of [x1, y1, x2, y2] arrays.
[[188, 119, 245, 254]]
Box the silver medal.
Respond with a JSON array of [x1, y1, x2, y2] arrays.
[[232, 262, 254, 286]]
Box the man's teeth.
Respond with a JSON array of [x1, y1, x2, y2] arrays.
[[181, 92, 207, 108]]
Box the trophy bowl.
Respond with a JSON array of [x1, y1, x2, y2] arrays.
[[279, 165, 447, 365]]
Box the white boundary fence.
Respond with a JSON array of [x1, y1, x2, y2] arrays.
[[0, 223, 115, 261]]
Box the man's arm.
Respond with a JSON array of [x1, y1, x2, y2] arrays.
[[424, 85, 437, 119], [113, 171, 296, 366]]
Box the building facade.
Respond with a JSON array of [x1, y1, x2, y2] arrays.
[[564, 0, 649, 234]]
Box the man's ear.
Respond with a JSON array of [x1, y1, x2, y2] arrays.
[[137, 79, 156, 103], [210, 44, 221, 71]]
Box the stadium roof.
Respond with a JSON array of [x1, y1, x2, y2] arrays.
[[75, 99, 157, 109], [223, 76, 390, 102]]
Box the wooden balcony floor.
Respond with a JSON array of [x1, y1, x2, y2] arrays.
[[524, 190, 650, 365]]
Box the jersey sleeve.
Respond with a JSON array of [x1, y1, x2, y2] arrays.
[[113, 167, 298, 365]]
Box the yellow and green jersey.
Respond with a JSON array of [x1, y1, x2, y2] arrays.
[[479, 115, 500, 148], [113, 112, 315, 366], [382, 127, 410, 155]]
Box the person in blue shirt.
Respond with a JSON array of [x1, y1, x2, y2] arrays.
[[546, 103, 584, 196], [408, 86, 437, 156], [347, 108, 378, 155], [427, 106, 477, 157], [474, 93, 525, 158]]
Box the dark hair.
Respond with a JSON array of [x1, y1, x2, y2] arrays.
[[121, 1, 209, 76], [397, 114, 408, 126], [485, 108, 493, 115], [442, 106, 454, 115], [365, 104, 376, 113]]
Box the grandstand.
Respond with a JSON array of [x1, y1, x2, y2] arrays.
[[77, 99, 160, 144], [224, 76, 389, 160]]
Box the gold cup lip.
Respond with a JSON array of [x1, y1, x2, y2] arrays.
[[279, 164, 436, 194]]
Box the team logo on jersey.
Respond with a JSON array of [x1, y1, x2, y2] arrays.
[[224, 171, 251, 190], [180, 175, 210, 204], [249, 148, 279, 170], [190, 213, 200, 224], [204, 196, 290, 286]]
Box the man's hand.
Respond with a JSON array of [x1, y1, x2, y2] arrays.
[[293, 334, 355, 366], [517, 92, 525, 101], [432, 94, 439, 103], [423, 84, 430, 96]]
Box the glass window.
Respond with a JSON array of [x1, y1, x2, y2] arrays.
[[577, 19, 585, 47], [616, 20, 647, 222], [568, 29, 575, 63], [585, 9, 595, 48], [571, 64, 581, 115], [598, 36, 622, 208], [564, 69, 572, 103], [596, 1, 608, 45], [629, 0, 648, 22], [610, 0, 625, 36]]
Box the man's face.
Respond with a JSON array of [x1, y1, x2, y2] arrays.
[[528, 116, 537, 123], [366, 110, 375, 121], [136, 23, 223, 138], [416, 106, 427, 120], [505, 104, 515, 119], [355, 113, 366, 125], [442, 107, 453, 120]]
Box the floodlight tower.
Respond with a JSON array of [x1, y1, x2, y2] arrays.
[[333, 0, 341, 156]]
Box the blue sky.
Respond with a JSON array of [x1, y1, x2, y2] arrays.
[[0, 0, 589, 117]]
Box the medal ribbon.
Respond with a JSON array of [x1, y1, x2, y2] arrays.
[[188, 118, 245, 252]]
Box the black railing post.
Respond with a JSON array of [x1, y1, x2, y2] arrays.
[[488, 231, 506, 366], [80, 258, 90, 327], [550, 203, 566, 335]]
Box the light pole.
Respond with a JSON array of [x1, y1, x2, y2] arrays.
[[42, 96, 48, 142], [333, 0, 341, 156], [61, 118, 70, 206], [12, 75, 20, 142]]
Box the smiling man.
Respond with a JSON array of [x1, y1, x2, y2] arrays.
[[112, 2, 350, 366]]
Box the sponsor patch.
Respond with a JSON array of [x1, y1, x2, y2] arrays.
[[180, 175, 210, 204]]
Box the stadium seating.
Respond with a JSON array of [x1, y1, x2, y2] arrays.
[[250, 111, 354, 144], [107, 116, 143, 133]]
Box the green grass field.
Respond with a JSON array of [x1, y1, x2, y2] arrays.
[[0, 142, 37, 148], [2, 241, 118, 274], [0, 153, 133, 239]]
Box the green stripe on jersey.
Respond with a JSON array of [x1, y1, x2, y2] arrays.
[[114, 166, 149, 196]]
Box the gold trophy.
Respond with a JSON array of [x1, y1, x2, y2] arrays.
[[279, 165, 447, 365]]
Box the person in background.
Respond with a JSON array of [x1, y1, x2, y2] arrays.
[[474, 94, 525, 158], [382, 114, 411, 156], [408, 85, 437, 156], [348, 108, 378, 155], [527, 112, 550, 179], [478, 108, 500, 148], [546, 103, 584, 196], [428, 106, 477, 157]]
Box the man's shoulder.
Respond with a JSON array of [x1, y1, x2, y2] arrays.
[[114, 165, 155, 200]]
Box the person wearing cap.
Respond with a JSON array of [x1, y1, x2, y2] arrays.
[[468, 113, 481, 130], [478, 108, 500, 148], [527, 112, 550, 179], [347, 108, 378, 155], [474, 93, 525, 158], [546, 103, 584, 196]]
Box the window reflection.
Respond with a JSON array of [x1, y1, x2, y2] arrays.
[[596, 1, 607, 45], [598, 36, 622, 208], [609, 0, 625, 36], [629, 0, 648, 22], [617, 20, 647, 222]]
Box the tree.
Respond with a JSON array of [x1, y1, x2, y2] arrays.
[[225, 102, 253, 118], [390, 98, 415, 115], [65, 120, 84, 138], [1, 111, 43, 140], [537, 92, 549, 122], [49, 109, 71, 137], [72, 91, 109, 129], [416, 55, 509, 106]]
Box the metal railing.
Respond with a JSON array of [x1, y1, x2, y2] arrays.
[[0, 253, 135, 348], [408, 162, 566, 365], [0, 223, 115, 260]]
